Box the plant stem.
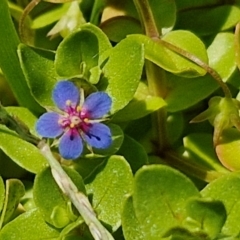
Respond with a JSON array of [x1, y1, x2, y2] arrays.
[[159, 39, 232, 99], [133, 0, 160, 38], [133, 0, 169, 151], [38, 141, 114, 240], [163, 150, 226, 182], [19, 0, 41, 44]]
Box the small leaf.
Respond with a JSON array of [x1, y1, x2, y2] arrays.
[[5, 106, 39, 136], [216, 128, 240, 171], [185, 198, 226, 238], [176, 5, 240, 36], [112, 81, 166, 122], [149, 0, 176, 34], [133, 165, 200, 238], [18, 44, 57, 107], [55, 30, 99, 79], [0, 179, 25, 226], [33, 166, 86, 228], [101, 37, 144, 112], [201, 172, 240, 236], [0, 126, 47, 174], [101, 16, 142, 42], [55, 23, 111, 79], [165, 73, 218, 112], [0, 209, 60, 239], [31, 3, 70, 29], [183, 133, 229, 173], [85, 155, 133, 231], [207, 32, 236, 82]]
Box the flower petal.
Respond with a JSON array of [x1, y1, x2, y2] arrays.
[[83, 123, 112, 149], [82, 92, 112, 119], [59, 130, 83, 159], [36, 112, 63, 138], [53, 81, 80, 110]]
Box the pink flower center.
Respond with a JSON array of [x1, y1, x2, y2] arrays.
[[58, 100, 90, 133]]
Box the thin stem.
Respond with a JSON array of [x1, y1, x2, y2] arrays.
[[19, 0, 41, 43], [38, 141, 114, 240], [133, 0, 160, 38], [159, 39, 232, 99], [145, 61, 170, 151], [133, 0, 169, 150], [163, 150, 226, 182]]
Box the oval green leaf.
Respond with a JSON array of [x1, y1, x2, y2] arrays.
[[133, 165, 200, 238], [201, 172, 240, 236], [85, 155, 133, 231], [101, 37, 144, 112], [216, 128, 240, 171], [127, 30, 207, 78], [0, 209, 60, 240], [0, 179, 25, 225], [18, 44, 57, 107]]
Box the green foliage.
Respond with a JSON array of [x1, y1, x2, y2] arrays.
[[1, 0, 240, 239]]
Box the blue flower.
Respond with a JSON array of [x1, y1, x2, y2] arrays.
[[36, 81, 112, 159]]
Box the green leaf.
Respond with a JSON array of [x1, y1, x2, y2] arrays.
[[185, 198, 226, 238], [80, 23, 112, 59], [0, 177, 5, 214], [100, 37, 144, 113], [112, 81, 166, 122], [18, 44, 57, 107], [122, 196, 145, 240], [0, 209, 60, 240], [216, 128, 240, 171], [165, 32, 236, 112], [207, 32, 236, 82], [118, 135, 148, 173], [176, 5, 240, 36], [149, 0, 176, 34], [0, 106, 47, 173], [183, 133, 229, 173], [161, 30, 208, 77], [55, 30, 99, 79], [5, 106, 39, 136], [85, 155, 133, 231], [132, 165, 200, 238], [165, 73, 218, 112], [175, 0, 219, 11], [101, 16, 143, 42], [127, 30, 207, 78], [0, 0, 42, 113], [33, 167, 86, 228], [0, 179, 25, 226], [201, 172, 240, 236], [166, 112, 184, 144], [55, 23, 111, 79], [0, 126, 47, 174], [31, 3, 70, 29]]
